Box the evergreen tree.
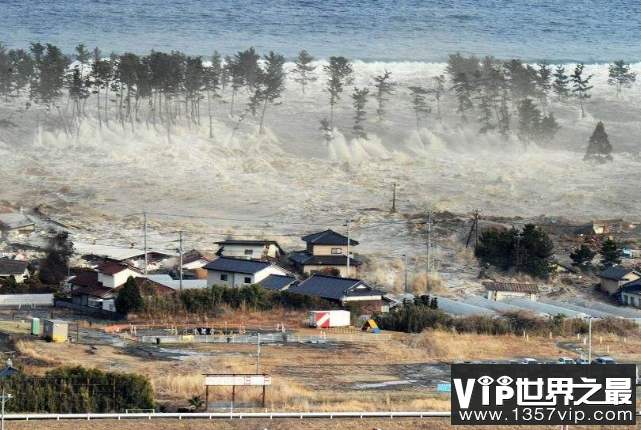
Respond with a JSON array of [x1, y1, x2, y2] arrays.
[[39, 230, 74, 285], [115, 276, 144, 315], [74, 43, 90, 74], [451, 72, 473, 122], [475, 224, 554, 279], [408, 86, 431, 131], [372, 70, 395, 121], [183, 56, 205, 126], [537, 113, 560, 145], [584, 121, 613, 163], [257, 51, 286, 134], [32, 44, 67, 108], [607, 60, 636, 97], [570, 244, 596, 269], [497, 89, 511, 138], [319, 118, 332, 144], [0, 44, 13, 101], [571, 63, 593, 118], [445, 53, 480, 80], [351, 86, 370, 139], [292, 50, 317, 95], [552, 65, 570, 101], [504, 59, 537, 101], [517, 98, 541, 143], [9, 49, 34, 99], [323, 56, 353, 129], [599, 238, 621, 268], [431, 75, 446, 122], [235, 47, 261, 90], [535, 62, 552, 113], [204, 51, 222, 138]]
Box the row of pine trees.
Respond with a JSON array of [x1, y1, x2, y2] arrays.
[[0, 43, 636, 147]]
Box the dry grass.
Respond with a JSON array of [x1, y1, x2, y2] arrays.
[[14, 339, 62, 367], [414, 329, 566, 362]]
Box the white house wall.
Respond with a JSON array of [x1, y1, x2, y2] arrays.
[[207, 266, 287, 288]]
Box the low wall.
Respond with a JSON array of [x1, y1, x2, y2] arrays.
[[54, 300, 124, 320], [0, 294, 53, 307]]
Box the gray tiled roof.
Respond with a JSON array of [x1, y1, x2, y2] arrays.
[[301, 229, 359, 246], [257, 274, 297, 291], [0, 259, 28, 275], [621, 278, 641, 294], [599, 266, 638, 281], [203, 257, 273, 274], [289, 251, 361, 266], [290, 274, 384, 301]]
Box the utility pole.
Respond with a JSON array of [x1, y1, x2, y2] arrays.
[[143, 211, 148, 275], [515, 230, 523, 271], [345, 219, 354, 277], [588, 317, 593, 363], [403, 253, 409, 294], [0, 390, 12, 430], [426, 212, 433, 277], [465, 210, 480, 248], [256, 333, 261, 374], [391, 183, 397, 213], [179, 231, 183, 291]]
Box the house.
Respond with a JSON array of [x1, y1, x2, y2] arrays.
[[256, 274, 298, 291], [289, 274, 389, 313], [69, 271, 172, 311], [620, 279, 641, 308], [0, 212, 35, 234], [72, 242, 174, 271], [145, 274, 208, 291], [96, 260, 142, 289], [180, 250, 215, 270], [484, 282, 539, 301], [0, 259, 29, 284], [215, 240, 284, 260], [289, 229, 361, 277], [551, 263, 578, 276], [203, 257, 288, 288], [598, 267, 641, 295]]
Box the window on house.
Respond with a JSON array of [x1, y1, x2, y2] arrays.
[[244, 277, 251, 284], [331, 248, 342, 254], [244, 249, 253, 256], [220, 274, 228, 281]]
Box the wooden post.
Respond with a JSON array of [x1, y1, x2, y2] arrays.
[[205, 385, 209, 412], [262, 384, 266, 409]]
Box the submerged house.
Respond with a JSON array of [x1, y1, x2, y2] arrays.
[[484, 282, 539, 301], [215, 240, 284, 261], [289, 229, 361, 278], [0, 259, 29, 284]]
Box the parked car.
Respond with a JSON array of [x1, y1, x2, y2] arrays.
[[576, 358, 589, 364], [557, 357, 575, 364], [593, 357, 616, 364], [521, 358, 539, 364]]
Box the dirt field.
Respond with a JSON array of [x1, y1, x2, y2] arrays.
[[3, 316, 641, 412], [5, 418, 639, 430]]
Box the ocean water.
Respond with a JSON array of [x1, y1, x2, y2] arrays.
[[1, 0, 640, 62]]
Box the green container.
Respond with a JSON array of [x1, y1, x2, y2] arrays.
[[31, 318, 40, 336]]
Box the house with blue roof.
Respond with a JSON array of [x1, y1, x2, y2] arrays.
[[203, 257, 289, 288], [289, 274, 390, 313]]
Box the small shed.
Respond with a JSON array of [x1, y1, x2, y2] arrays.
[[43, 319, 68, 342], [483, 282, 539, 301]]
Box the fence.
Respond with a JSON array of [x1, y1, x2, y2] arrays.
[[4, 411, 450, 421], [0, 294, 53, 307], [138, 332, 392, 344]]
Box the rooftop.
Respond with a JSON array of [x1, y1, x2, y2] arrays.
[[0, 259, 28, 275], [289, 251, 361, 267], [203, 257, 274, 274], [290, 274, 384, 301], [301, 229, 359, 246], [483, 282, 539, 294], [0, 213, 35, 230], [97, 260, 140, 276], [598, 266, 639, 281], [257, 274, 297, 291]]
